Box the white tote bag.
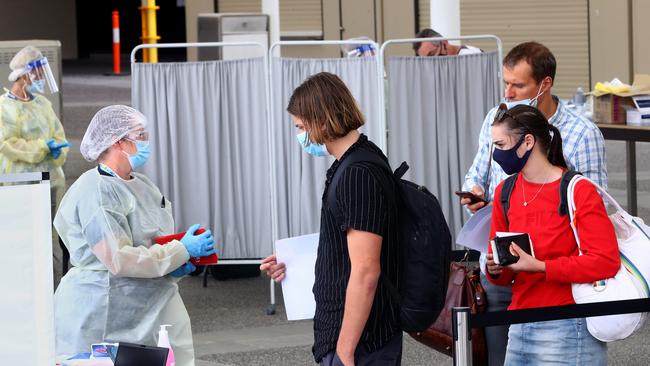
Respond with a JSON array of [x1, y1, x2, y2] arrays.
[[567, 175, 650, 342]]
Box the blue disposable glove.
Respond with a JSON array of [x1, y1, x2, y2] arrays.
[[46, 139, 70, 159], [170, 262, 196, 278], [180, 223, 216, 258]]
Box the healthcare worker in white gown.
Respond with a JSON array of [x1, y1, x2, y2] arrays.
[[53, 105, 215, 365]]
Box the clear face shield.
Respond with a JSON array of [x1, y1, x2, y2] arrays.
[[340, 37, 376, 58], [25, 57, 58, 94]]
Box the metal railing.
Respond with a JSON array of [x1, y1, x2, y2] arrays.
[[452, 298, 650, 365], [129, 37, 505, 317], [268, 39, 385, 150], [130, 41, 279, 313], [379, 35, 504, 101]]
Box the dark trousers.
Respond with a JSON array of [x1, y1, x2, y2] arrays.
[[320, 332, 403, 366], [480, 272, 512, 366]]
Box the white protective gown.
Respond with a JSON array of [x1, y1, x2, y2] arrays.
[[54, 167, 195, 365], [0, 92, 68, 278]]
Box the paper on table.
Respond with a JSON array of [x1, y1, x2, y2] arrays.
[[456, 205, 493, 253], [275, 233, 319, 321]]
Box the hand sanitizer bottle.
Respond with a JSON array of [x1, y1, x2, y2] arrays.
[[157, 324, 175, 366]]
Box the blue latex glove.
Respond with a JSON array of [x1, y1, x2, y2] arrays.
[[170, 262, 196, 278], [180, 223, 216, 258], [46, 139, 70, 159]]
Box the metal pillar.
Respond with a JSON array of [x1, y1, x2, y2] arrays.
[[139, 0, 160, 63], [626, 141, 638, 215]]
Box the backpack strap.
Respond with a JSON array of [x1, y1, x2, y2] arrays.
[[326, 150, 392, 229], [559, 170, 582, 216], [394, 161, 409, 179], [326, 150, 401, 303], [500, 170, 582, 226], [500, 174, 519, 228]]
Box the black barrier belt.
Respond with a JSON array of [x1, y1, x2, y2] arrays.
[[470, 298, 650, 328]]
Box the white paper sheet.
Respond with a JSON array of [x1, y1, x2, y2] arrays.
[[274, 233, 319, 321], [456, 205, 493, 253]]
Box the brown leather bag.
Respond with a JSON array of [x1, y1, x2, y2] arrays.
[[409, 262, 488, 365]]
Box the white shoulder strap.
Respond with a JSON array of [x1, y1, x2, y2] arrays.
[[567, 175, 583, 253], [567, 175, 627, 254]]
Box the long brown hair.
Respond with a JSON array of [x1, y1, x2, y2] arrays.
[[492, 103, 567, 169], [287, 72, 365, 144]]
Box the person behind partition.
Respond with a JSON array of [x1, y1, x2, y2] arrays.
[[260, 72, 402, 366], [0, 45, 69, 279], [413, 28, 482, 56], [341, 36, 377, 58], [459, 41, 607, 366], [486, 103, 618, 365], [54, 105, 216, 365]]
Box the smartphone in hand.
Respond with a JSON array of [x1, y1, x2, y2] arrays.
[[455, 190, 487, 204]]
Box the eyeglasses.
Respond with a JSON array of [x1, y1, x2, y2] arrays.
[[494, 106, 535, 140], [126, 131, 149, 142], [427, 42, 444, 56], [494, 107, 517, 123]]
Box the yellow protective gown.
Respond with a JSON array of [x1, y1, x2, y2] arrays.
[[54, 168, 195, 365], [0, 92, 68, 276]]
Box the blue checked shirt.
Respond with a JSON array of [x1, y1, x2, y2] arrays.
[[463, 97, 607, 202]]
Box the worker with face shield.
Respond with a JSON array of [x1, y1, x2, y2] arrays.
[[1, 45, 69, 279], [54, 105, 215, 365]]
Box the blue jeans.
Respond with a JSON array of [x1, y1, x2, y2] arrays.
[[505, 318, 607, 366]]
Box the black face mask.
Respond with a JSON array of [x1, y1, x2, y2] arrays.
[[492, 135, 533, 175]]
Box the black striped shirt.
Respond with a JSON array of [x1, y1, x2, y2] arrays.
[[312, 134, 400, 362]]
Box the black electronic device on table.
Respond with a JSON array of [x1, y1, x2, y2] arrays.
[[112, 342, 169, 366]]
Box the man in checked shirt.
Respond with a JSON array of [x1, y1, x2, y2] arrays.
[[459, 41, 607, 366]]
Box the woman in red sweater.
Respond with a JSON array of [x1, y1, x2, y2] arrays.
[[486, 103, 619, 365]]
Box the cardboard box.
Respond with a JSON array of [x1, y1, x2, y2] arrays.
[[593, 94, 637, 124], [591, 74, 650, 124]]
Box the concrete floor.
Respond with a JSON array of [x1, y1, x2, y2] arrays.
[[58, 57, 650, 365], [181, 275, 650, 366]]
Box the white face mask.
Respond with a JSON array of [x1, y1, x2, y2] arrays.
[[503, 82, 545, 109]]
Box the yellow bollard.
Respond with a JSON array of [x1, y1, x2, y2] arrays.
[[139, 2, 149, 62], [139, 0, 160, 63]]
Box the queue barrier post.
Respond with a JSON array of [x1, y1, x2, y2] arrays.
[[452, 306, 472, 366]]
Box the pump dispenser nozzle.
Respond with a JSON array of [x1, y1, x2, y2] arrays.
[[157, 324, 175, 366]]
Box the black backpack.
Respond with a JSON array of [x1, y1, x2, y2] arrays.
[[500, 170, 582, 226], [327, 149, 452, 332]]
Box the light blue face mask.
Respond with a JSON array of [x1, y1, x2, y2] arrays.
[[124, 141, 151, 169], [26, 79, 45, 94], [502, 83, 544, 109], [296, 131, 329, 157]]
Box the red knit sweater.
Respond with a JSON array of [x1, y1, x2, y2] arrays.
[[487, 174, 620, 310]]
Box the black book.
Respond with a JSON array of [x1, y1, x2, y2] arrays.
[[490, 232, 534, 266]]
